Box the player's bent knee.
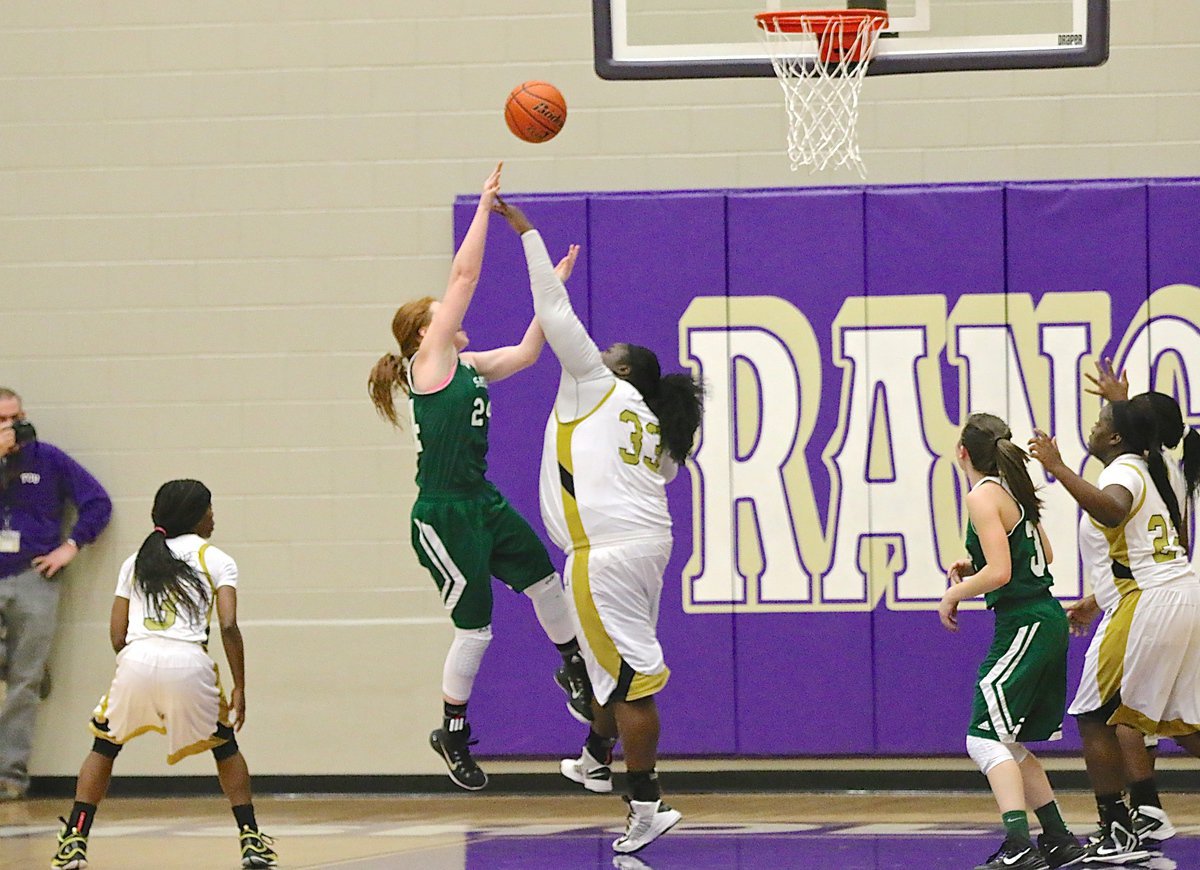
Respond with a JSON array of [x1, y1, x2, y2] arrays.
[[91, 737, 122, 758], [967, 735, 1014, 775]]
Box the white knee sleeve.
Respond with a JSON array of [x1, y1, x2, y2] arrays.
[[524, 573, 576, 646], [442, 625, 493, 702], [967, 735, 1026, 775]]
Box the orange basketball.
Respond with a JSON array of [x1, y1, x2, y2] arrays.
[[504, 81, 567, 143]]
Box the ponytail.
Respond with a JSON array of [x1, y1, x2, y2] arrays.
[[1119, 396, 1188, 554], [620, 344, 705, 463], [134, 480, 213, 626], [369, 296, 435, 428], [1183, 427, 1200, 511], [647, 373, 705, 463], [368, 352, 409, 426], [960, 412, 1042, 525]]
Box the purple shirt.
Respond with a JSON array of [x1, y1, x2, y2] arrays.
[[0, 441, 112, 579]]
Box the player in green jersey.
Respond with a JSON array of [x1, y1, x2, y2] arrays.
[[940, 413, 1084, 870], [368, 163, 590, 790]]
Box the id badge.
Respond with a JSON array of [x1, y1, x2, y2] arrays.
[[0, 529, 19, 553]]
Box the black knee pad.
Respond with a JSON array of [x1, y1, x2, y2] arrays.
[[91, 737, 123, 758], [212, 723, 238, 761]]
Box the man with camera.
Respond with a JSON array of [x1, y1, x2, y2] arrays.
[[0, 387, 112, 801]]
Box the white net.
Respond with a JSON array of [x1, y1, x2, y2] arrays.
[[757, 12, 886, 178]]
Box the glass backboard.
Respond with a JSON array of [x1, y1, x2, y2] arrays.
[[593, 0, 1109, 78]]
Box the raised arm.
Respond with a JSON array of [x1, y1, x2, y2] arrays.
[[411, 162, 502, 393], [462, 245, 580, 384], [1028, 429, 1132, 527]]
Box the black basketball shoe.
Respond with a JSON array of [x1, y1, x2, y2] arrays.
[[430, 725, 487, 791], [1077, 820, 1152, 865], [555, 653, 594, 724], [1036, 831, 1087, 868], [974, 839, 1051, 870]]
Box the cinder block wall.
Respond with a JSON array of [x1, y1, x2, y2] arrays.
[[0, 0, 1194, 775]]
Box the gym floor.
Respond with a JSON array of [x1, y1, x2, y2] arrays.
[[6, 791, 1200, 869]]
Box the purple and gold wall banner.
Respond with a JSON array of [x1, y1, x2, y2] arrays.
[[451, 179, 1200, 757]]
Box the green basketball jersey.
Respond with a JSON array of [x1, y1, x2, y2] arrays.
[[408, 358, 491, 495], [964, 477, 1053, 608]]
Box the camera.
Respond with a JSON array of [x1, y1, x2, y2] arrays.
[[12, 420, 36, 445]]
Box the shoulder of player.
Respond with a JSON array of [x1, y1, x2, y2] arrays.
[[966, 478, 1006, 505], [198, 540, 236, 566]]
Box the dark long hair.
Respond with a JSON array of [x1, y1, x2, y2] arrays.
[[960, 412, 1042, 525], [622, 344, 705, 463], [133, 479, 213, 625], [1112, 396, 1188, 553], [1142, 390, 1200, 512]]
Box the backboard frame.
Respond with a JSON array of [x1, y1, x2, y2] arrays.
[[593, 0, 1109, 80]]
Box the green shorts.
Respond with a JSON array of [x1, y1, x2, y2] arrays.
[[968, 594, 1069, 743], [411, 487, 555, 630]]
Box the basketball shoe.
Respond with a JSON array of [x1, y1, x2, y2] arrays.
[[1036, 831, 1087, 868], [1077, 819, 1152, 864], [238, 826, 278, 868], [555, 653, 594, 723], [1132, 805, 1177, 844], [612, 797, 681, 854], [430, 725, 487, 790], [974, 838, 1051, 870], [560, 746, 613, 793], [50, 818, 87, 869]]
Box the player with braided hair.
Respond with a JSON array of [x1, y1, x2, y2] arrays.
[[51, 480, 277, 869]]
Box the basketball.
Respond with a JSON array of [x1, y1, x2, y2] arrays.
[[504, 81, 567, 143]]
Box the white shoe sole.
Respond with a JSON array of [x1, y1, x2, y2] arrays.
[[560, 758, 613, 793], [612, 808, 682, 854], [1084, 850, 1153, 865]]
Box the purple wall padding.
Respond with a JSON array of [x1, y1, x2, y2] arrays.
[[1149, 180, 1200, 289], [441, 178, 1197, 758], [726, 189, 875, 754], [866, 185, 1005, 753]]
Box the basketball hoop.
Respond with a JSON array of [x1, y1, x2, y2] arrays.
[[755, 9, 888, 177]]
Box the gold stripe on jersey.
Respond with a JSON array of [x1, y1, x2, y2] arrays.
[[555, 384, 615, 553], [558, 394, 622, 682], [1111, 703, 1200, 738], [198, 543, 217, 627], [628, 667, 670, 701], [1097, 589, 1139, 705], [1102, 468, 1147, 596], [558, 382, 668, 690]]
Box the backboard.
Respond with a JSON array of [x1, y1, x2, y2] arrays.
[[593, 0, 1109, 79]]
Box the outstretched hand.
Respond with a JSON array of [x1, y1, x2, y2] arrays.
[[480, 162, 503, 211], [492, 196, 534, 234], [1083, 356, 1128, 402], [1028, 428, 1066, 476], [554, 244, 581, 282]]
